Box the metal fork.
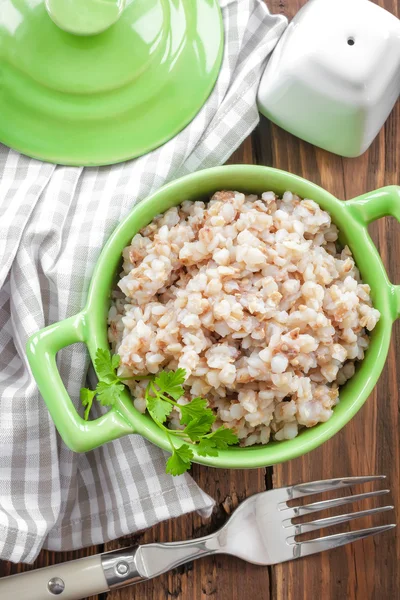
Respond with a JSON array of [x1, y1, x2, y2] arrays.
[[0, 476, 395, 600]]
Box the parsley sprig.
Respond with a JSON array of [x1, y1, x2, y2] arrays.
[[80, 349, 239, 475]]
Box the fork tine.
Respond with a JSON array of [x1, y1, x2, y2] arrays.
[[282, 489, 390, 517], [293, 524, 396, 558], [285, 505, 394, 535], [288, 475, 386, 500]]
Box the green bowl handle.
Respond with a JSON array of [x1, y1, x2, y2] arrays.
[[26, 313, 134, 453], [345, 185, 400, 321]]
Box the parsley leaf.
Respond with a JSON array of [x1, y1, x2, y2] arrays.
[[196, 427, 239, 456], [95, 380, 124, 407], [154, 368, 186, 400], [184, 413, 216, 442], [94, 348, 118, 382], [196, 439, 219, 457], [80, 388, 96, 421], [165, 444, 194, 476], [207, 426, 239, 449], [147, 394, 173, 424], [111, 353, 121, 371], [179, 397, 214, 425]]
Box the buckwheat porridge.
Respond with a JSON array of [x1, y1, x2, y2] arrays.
[[108, 190, 380, 445]]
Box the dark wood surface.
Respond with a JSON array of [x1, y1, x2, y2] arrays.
[[1, 1, 399, 598]]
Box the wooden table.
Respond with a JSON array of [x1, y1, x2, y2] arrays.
[[1, 1, 399, 598]]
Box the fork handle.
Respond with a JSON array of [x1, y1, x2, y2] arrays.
[[0, 537, 219, 600], [0, 554, 109, 600]]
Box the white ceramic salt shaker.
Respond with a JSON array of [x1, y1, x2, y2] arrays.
[[257, 0, 400, 157]]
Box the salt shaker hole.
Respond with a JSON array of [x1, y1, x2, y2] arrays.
[[347, 37, 355, 46]]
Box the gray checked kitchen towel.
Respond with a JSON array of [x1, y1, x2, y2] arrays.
[[0, 0, 287, 563]]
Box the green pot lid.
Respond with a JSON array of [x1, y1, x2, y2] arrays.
[[0, 0, 223, 166]]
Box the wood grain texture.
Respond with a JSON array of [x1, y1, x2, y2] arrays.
[[0, 1, 399, 598]]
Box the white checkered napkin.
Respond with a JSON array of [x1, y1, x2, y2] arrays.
[[0, 0, 287, 563]]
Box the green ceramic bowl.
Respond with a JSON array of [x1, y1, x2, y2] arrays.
[[26, 166, 400, 468]]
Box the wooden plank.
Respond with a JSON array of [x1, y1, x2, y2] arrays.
[[265, 2, 399, 597], [268, 0, 400, 593]]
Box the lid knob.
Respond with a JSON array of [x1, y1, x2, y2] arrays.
[[45, 0, 126, 36]]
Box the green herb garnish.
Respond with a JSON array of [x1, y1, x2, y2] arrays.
[[81, 349, 239, 475]]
